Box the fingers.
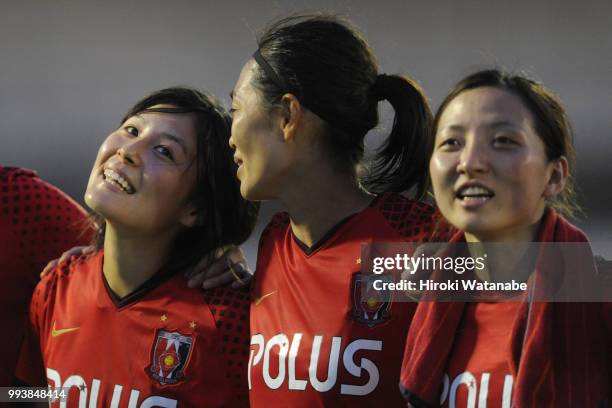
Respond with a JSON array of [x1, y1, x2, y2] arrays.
[[58, 245, 93, 265], [186, 269, 207, 289], [40, 259, 60, 278], [224, 245, 247, 266], [189, 260, 252, 290], [184, 252, 215, 279], [40, 245, 94, 278], [196, 261, 249, 290], [224, 246, 252, 288], [213, 263, 253, 290], [186, 256, 228, 288], [184, 246, 235, 281], [186, 244, 252, 290], [227, 261, 249, 285], [201, 271, 235, 290], [231, 269, 253, 289]]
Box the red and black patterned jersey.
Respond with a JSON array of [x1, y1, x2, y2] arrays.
[[248, 193, 443, 407], [0, 166, 92, 386], [16, 250, 250, 407]]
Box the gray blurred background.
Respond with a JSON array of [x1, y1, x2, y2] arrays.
[[1, 0, 610, 261]]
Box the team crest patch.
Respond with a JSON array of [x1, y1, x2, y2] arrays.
[[146, 329, 194, 385], [350, 273, 392, 327]]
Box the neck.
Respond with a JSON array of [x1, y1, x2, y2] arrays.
[[465, 217, 544, 282], [464, 206, 546, 244], [279, 165, 372, 248], [103, 223, 178, 298]]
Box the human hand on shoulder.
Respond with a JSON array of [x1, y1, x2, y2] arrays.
[[40, 245, 95, 278], [185, 245, 252, 290]]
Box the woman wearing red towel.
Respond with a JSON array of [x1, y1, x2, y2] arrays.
[[400, 70, 611, 407]]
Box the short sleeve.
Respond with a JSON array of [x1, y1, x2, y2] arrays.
[[14, 281, 46, 386]]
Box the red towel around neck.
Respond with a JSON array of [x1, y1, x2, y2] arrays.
[[400, 209, 611, 407]]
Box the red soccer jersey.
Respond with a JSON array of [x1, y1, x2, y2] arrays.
[[0, 166, 92, 386], [249, 193, 441, 407], [16, 251, 250, 407], [441, 302, 519, 408]]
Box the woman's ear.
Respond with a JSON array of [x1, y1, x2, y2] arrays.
[[278, 93, 304, 142], [544, 156, 568, 198], [179, 204, 203, 228]]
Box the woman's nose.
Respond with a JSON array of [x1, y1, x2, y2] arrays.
[[457, 139, 490, 175], [117, 140, 143, 167]]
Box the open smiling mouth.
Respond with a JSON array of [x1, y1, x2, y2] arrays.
[[233, 156, 243, 168], [456, 185, 494, 204], [103, 169, 135, 194]]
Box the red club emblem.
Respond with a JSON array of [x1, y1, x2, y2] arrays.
[[147, 329, 194, 385], [350, 273, 392, 327]]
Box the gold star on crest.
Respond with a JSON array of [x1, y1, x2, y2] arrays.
[[189, 321, 197, 329], [356, 258, 361, 264], [160, 314, 168, 322]]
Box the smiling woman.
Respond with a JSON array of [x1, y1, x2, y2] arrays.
[[87, 107, 199, 235], [15, 87, 258, 407], [400, 70, 610, 408], [430, 86, 569, 242]]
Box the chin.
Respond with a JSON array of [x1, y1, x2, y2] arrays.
[[241, 181, 269, 201], [449, 216, 488, 238], [84, 189, 101, 212], [245, 191, 274, 202], [85, 191, 119, 219], [239, 184, 253, 200], [242, 190, 264, 201]]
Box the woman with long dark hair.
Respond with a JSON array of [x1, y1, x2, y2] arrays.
[[400, 70, 610, 407], [16, 87, 258, 407], [229, 15, 446, 406]]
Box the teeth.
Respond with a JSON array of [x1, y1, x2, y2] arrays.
[[458, 186, 493, 198], [103, 169, 134, 194]]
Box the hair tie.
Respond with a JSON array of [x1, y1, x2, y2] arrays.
[[252, 49, 289, 92], [372, 73, 391, 102]]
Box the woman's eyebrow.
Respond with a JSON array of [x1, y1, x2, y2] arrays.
[[126, 114, 144, 123], [487, 120, 523, 130], [440, 124, 466, 132], [161, 133, 188, 155]]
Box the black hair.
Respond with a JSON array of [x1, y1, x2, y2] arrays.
[[432, 69, 580, 218], [252, 14, 432, 196], [93, 87, 258, 275]]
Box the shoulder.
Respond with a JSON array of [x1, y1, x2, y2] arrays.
[[27, 251, 100, 340], [0, 166, 38, 184], [0, 166, 90, 229], [373, 192, 435, 220], [556, 215, 589, 242], [372, 192, 450, 240], [0, 167, 39, 212], [265, 211, 290, 232], [257, 211, 290, 248], [33, 251, 100, 310], [1, 166, 61, 200]]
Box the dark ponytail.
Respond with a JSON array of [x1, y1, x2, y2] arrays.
[[252, 14, 432, 197], [363, 74, 432, 196]]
